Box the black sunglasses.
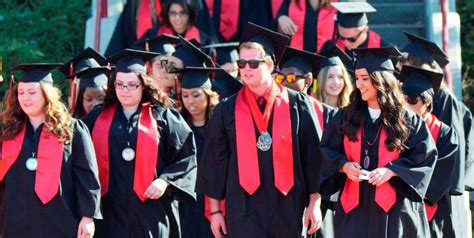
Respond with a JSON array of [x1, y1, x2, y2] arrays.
[[160, 59, 183, 73], [236, 59, 266, 69], [405, 96, 419, 105], [338, 30, 364, 43]]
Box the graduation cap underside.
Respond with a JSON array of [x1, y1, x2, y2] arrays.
[[332, 2, 376, 28], [399, 65, 444, 97]]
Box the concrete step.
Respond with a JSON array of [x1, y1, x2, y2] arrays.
[[370, 23, 426, 48], [369, 3, 425, 24]]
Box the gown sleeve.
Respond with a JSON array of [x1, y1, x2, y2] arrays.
[[157, 108, 197, 202], [461, 104, 474, 191], [71, 119, 102, 219], [385, 111, 438, 202], [424, 124, 458, 205], [195, 99, 231, 200]]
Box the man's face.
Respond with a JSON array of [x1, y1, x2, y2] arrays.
[[337, 25, 367, 50]]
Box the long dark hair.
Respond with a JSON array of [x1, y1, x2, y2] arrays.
[[341, 71, 410, 151], [180, 88, 219, 127], [104, 71, 173, 108], [161, 0, 196, 27]]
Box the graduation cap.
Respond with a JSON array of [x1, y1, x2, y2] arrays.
[[59, 47, 106, 76], [12, 63, 63, 84], [172, 36, 215, 68], [402, 32, 450, 68], [319, 43, 353, 68], [202, 42, 240, 65], [72, 66, 110, 90], [134, 34, 180, 55], [108, 49, 160, 74], [240, 22, 290, 65], [212, 69, 244, 98], [353, 47, 402, 74], [399, 65, 443, 98], [280, 47, 325, 76], [179, 67, 223, 89], [332, 2, 376, 28]]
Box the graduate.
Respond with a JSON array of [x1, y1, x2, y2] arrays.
[[196, 23, 324, 238], [177, 67, 222, 238], [134, 34, 181, 99], [58, 47, 107, 111], [275, 0, 337, 53], [277, 46, 338, 238], [400, 65, 459, 237], [319, 47, 438, 238], [83, 49, 197, 238], [399, 31, 474, 237], [206, 0, 273, 42], [315, 43, 353, 108], [157, 0, 214, 46], [71, 66, 110, 118], [321, 2, 391, 56], [0, 63, 101, 237]]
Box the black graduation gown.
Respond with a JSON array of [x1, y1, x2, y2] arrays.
[[424, 121, 458, 238], [179, 125, 213, 238], [432, 87, 474, 237], [319, 109, 437, 238], [83, 104, 197, 238], [0, 120, 101, 238], [196, 89, 323, 238], [209, 0, 273, 42]]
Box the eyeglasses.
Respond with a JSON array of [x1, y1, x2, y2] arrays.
[[236, 59, 266, 69], [405, 96, 419, 105], [338, 30, 364, 43], [169, 11, 188, 18], [275, 73, 306, 84], [114, 81, 141, 91]]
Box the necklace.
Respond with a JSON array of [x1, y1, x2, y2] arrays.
[[361, 124, 382, 169]]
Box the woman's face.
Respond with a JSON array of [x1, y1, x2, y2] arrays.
[[169, 3, 189, 33], [115, 72, 144, 108], [324, 65, 345, 97], [82, 87, 106, 113], [355, 68, 378, 103], [17, 82, 46, 118], [181, 88, 208, 118]]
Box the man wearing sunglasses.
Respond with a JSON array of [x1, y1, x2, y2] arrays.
[[322, 2, 390, 56], [197, 23, 325, 238]]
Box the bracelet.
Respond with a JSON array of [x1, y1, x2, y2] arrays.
[[210, 210, 222, 216]]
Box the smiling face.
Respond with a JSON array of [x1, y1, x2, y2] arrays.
[[114, 72, 144, 108], [355, 68, 378, 105], [17, 82, 46, 118], [324, 65, 345, 97], [181, 87, 208, 118], [169, 3, 189, 34]]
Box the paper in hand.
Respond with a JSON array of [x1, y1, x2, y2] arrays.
[[359, 169, 371, 180]]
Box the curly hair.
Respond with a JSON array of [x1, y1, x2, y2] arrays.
[[179, 88, 220, 126], [315, 65, 353, 108], [1, 83, 73, 143], [341, 71, 410, 151], [103, 71, 173, 108]]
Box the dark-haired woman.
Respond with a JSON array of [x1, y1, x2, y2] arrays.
[[72, 67, 109, 119], [319, 48, 437, 237], [178, 67, 221, 238], [0, 64, 101, 238], [158, 0, 213, 46], [84, 50, 197, 238]]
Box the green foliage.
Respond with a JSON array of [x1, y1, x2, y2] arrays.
[[458, 0, 474, 111], [0, 0, 90, 100]]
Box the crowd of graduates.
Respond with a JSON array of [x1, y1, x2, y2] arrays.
[[0, 0, 473, 238]]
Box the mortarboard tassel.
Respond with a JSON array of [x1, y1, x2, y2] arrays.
[[312, 79, 318, 94]]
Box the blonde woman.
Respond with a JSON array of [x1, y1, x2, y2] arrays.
[[0, 64, 101, 238]]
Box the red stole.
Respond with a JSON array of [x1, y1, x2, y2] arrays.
[[1, 123, 64, 204], [235, 85, 294, 195], [310, 97, 324, 132], [92, 103, 159, 202], [341, 128, 398, 213], [158, 25, 201, 43], [272, 0, 285, 19], [206, 0, 239, 40], [288, 0, 306, 49], [136, 0, 162, 39], [336, 30, 381, 52], [424, 114, 442, 221], [316, 5, 337, 52]]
